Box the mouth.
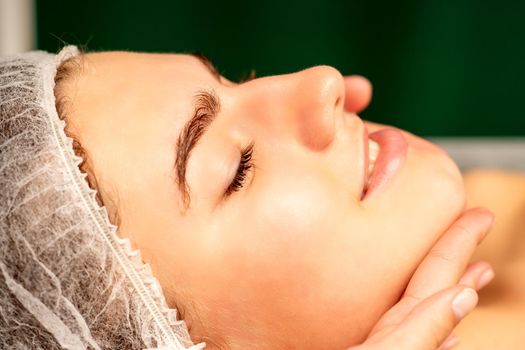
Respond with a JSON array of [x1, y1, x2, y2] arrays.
[[360, 126, 408, 201]]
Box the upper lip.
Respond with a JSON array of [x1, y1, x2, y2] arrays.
[[362, 120, 370, 198]]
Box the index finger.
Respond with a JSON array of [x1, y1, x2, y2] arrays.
[[369, 207, 494, 336], [405, 207, 494, 301]]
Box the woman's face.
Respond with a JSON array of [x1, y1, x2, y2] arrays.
[[60, 52, 466, 349]]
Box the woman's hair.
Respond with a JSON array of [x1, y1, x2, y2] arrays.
[[54, 51, 122, 227]]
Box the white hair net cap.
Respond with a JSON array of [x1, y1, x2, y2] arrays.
[[0, 46, 206, 350]]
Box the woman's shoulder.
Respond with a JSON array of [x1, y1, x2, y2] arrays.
[[463, 168, 525, 192], [463, 168, 525, 230], [462, 169, 525, 258], [456, 169, 525, 349], [462, 168, 525, 303], [463, 169, 525, 208]]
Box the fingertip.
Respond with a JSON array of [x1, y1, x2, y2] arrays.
[[479, 209, 495, 229], [441, 333, 460, 350], [344, 75, 372, 113], [476, 267, 495, 290], [463, 207, 496, 231], [383, 286, 473, 349], [459, 261, 495, 290], [451, 288, 478, 321], [468, 207, 495, 219], [346, 75, 372, 89]]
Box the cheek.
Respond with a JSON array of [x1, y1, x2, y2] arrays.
[[349, 146, 468, 324], [228, 179, 396, 345], [217, 172, 347, 306], [259, 190, 322, 235], [395, 146, 466, 237], [247, 172, 343, 258]]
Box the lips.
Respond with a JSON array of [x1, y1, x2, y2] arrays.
[[360, 127, 408, 201]]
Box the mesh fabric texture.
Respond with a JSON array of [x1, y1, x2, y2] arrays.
[[0, 46, 205, 350]]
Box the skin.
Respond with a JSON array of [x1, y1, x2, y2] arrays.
[[347, 79, 525, 349], [58, 51, 467, 349], [455, 170, 525, 349]]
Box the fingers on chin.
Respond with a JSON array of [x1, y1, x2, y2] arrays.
[[459, 261, 495, 290]]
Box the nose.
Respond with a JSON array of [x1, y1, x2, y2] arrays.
[[298, 66, 346, 150], [240, 65, 345, 151]]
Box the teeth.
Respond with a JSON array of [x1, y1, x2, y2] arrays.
[[368, 140, 380, 175]]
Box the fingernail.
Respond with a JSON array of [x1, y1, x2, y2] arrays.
[[477, 268, 495, 289], [479, 211, 495, 239], [480, 209, 495, 227], [452, 288, 478, 320], [442, 334, 460, 350]]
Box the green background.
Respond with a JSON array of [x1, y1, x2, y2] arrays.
[[36, 0, 525, 136]]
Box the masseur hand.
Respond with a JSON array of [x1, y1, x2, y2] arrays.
[[346, 207, 495, 350], [342, 77, 495, 348], [343, 75, 373, 113]]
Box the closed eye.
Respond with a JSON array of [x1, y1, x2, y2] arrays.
[[225, 142, 255, 197]]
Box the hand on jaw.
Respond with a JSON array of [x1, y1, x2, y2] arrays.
[[343, 76, 495, 350]]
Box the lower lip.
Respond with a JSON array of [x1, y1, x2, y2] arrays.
[[360, 128, 408, 201]]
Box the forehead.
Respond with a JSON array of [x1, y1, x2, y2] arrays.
[[60, 51, 216, 206], [62, 51, 217, 154], [68, 51, 217, 124], [80, 51, 209, 84]]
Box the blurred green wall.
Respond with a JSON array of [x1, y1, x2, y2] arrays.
[[36, 0, 525, 136]]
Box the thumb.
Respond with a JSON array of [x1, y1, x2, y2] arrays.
[[373, 286, 478, 350], [344, 75, 372, 113]]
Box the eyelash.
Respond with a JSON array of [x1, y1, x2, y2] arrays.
[[225, 142, 255, 196]]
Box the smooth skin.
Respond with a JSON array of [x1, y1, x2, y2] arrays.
[[454, 170, 525, 349], [346, 78, 525, 349], [57, 52, 477, 349], [354, 208, 495, 350], [339, 77, 496, 350]]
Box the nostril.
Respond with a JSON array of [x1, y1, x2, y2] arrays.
[[291, 65, 345, 152], [316, 65, 345, 112], [335, 95, 343, 110]]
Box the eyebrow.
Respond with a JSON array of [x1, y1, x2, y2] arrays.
[[174, 88, 221, 212]]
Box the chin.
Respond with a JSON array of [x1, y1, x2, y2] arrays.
[[402, 138, 467, 277], [390, 136, 467, 289], [420, 135, 466, 214]]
